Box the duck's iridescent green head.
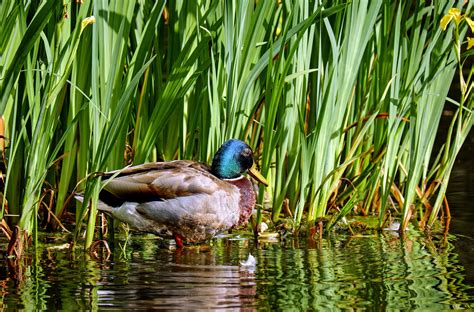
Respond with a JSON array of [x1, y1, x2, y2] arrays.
[[211, 139, 268, 186]]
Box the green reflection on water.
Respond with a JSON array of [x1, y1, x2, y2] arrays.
[[255, 234, 473, 310], [1, 232, 472, 310]]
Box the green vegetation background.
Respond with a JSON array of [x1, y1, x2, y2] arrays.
[[0, 0, 472, 248]]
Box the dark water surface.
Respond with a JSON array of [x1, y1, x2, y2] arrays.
[[1, 230, 473, 310], [447, 127, 474, 296]]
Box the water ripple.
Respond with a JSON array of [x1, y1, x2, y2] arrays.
[[1, 233, 473, 310]]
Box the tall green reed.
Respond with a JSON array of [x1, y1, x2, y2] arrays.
[[1, 1, 95, 243], [427, 6, 473, 228], [0, 0, 471, 249]]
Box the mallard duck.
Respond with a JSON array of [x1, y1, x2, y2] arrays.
[[91, 139, 268, 247]]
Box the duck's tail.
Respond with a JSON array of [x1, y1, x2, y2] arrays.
[[74, 193, 113, 213]]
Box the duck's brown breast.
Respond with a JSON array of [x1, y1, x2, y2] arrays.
[[225, 177, 256, 226]]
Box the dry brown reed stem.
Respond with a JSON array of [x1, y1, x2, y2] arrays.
[[39, 189, 70, 233], [344, 113, 410, 133]]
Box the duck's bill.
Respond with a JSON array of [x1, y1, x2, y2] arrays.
[[248, 163, 269, 186]]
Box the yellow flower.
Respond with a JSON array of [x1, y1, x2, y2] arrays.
[[465, 17, 474, 33], [81, 16, 96, 31], [440, 8, 462, 30], [468, 37, 474, 50], [449, 8, 462, 24]]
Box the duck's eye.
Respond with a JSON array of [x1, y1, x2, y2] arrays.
[[241, 148, 252, 157]]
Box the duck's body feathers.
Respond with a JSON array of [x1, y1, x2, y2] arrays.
[[97, 160, 247, 243]]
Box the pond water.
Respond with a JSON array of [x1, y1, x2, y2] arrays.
[[447, 126, 474, 298], [1, 230, 473, 310]]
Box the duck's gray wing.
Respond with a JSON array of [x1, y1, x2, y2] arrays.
[[101, 160, 228, 202]]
